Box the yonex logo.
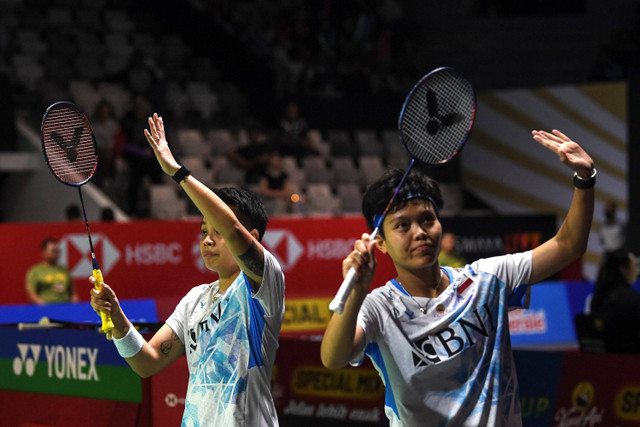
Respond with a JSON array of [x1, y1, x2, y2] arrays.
[[12, 343, 100, 381], [59, 233, 121, 278], [13, 344, 41, 376], [262, 229, 304, 271]]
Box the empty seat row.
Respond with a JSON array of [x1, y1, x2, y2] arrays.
[[148, 181, 363, 219]]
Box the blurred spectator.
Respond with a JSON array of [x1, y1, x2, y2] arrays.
[[100, 207, 115, 221], [126, 52, 161, 100], [120, 95, 163, 216], [91, 99, 123, 188], [259, 153, 292, 216], [226, 127, 273, 185], [590, 249, 640, 353], [438, 232, 466, 268], [65, 204, 81, 221], [277, 102, 316, 163], [599, 200, 627, 255], [25, 238, 77, 304]]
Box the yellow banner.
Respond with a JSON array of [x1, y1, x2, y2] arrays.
[[282, 298, 333, 332], [291, 365, 384, 400], [615, 386, 640, 420]]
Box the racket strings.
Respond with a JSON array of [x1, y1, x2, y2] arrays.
[[401, 70, 475, 164], [42, 106, 97, 185]]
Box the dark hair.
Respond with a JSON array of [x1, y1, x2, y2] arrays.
[[591, 248, 632, 314], [213, 187, 268, 241], [362, 167, 443, 235], [65, 204, 81, 220], [41, 237, 58, 250], [100, 207, 115, 221]]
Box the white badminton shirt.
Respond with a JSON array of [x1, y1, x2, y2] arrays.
[[166, 249, 285, 426], [353, 251, 532, 427]]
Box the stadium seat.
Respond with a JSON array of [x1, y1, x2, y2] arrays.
[[207, 129, 236, 156], [337, 183, 362, 214], [327, 129, 356, 158], [132, 33, 160, 59], [12, 54, 44, 91], [281, 156, 305, 189], [165, 83, 190, 119], [358, 156, 385, 187], [97, 82, 130, 119], [75, 8, 102, 31], [305, 183, 339, 216], [177, 129, 211, 158], [149, 184, 187, 219], [46, 8, 73, 27], [104, 10, 134, 33], [181, 156, 211, 185], [355, 129, 384, 157], [212, 157, 245, 186], [332, 156, 361, 187], [187, 82, 220, 120], [302, 156, 332, 184], [16, 30, 46, 55], [307, 129, 330, 159]]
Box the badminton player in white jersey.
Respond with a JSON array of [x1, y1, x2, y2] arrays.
[[90, 114, 285, 426], [321, 129, 595, 426]]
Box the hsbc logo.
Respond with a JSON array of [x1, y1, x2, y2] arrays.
[[59, 233, 120, 278], [262, 229, 304, 271], [165, 393, 186, 408], [191, 229, 304, 272]]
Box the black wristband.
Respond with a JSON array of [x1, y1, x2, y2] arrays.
[[172, 165, 191, 184], [573, 168, 596, 190]]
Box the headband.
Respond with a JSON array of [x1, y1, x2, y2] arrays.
[[373, 191, 440, 228]]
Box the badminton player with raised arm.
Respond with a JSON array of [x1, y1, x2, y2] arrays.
[[321, 129, 595, 426], [90, 113, 285, 426]]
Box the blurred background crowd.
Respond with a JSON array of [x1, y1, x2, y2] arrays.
[[0, 0, 638, 221]]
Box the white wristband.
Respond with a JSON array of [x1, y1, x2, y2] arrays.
[[113, 326, 145, 358]]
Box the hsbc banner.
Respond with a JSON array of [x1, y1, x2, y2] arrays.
[[0, 215, 558, 331], [0, 218, 397, 308]]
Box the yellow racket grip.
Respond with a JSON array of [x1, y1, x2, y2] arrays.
[[92, 268, 115, 340]]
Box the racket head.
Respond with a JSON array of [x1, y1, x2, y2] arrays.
[[398, 66, 476, 166], [41, 101, 98, 186]]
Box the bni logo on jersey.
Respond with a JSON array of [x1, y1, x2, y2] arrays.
[[13, 343, 99, 381]]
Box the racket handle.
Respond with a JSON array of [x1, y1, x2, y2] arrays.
[[92, 264, 115, 341], [329, 267, 358, 314], [329, 228, 379, 314]]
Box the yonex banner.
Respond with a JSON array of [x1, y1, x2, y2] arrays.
[[0, 327, 142, 402]]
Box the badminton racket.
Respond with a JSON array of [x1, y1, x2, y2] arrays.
[[329, 66, 476, 313], [41, 101, 115, 339]]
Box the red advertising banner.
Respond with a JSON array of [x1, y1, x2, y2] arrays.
[[147, 338, 386, 427], [0, 214, 560, 334], [0, 218, 396, 313], [553, 352, 640, 426], [273, 338, 386, 425]]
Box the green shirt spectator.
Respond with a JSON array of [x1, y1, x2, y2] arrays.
[[25, 238, 77, 304]]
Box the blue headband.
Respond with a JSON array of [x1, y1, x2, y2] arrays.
[[373, 191, 439, 229]]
